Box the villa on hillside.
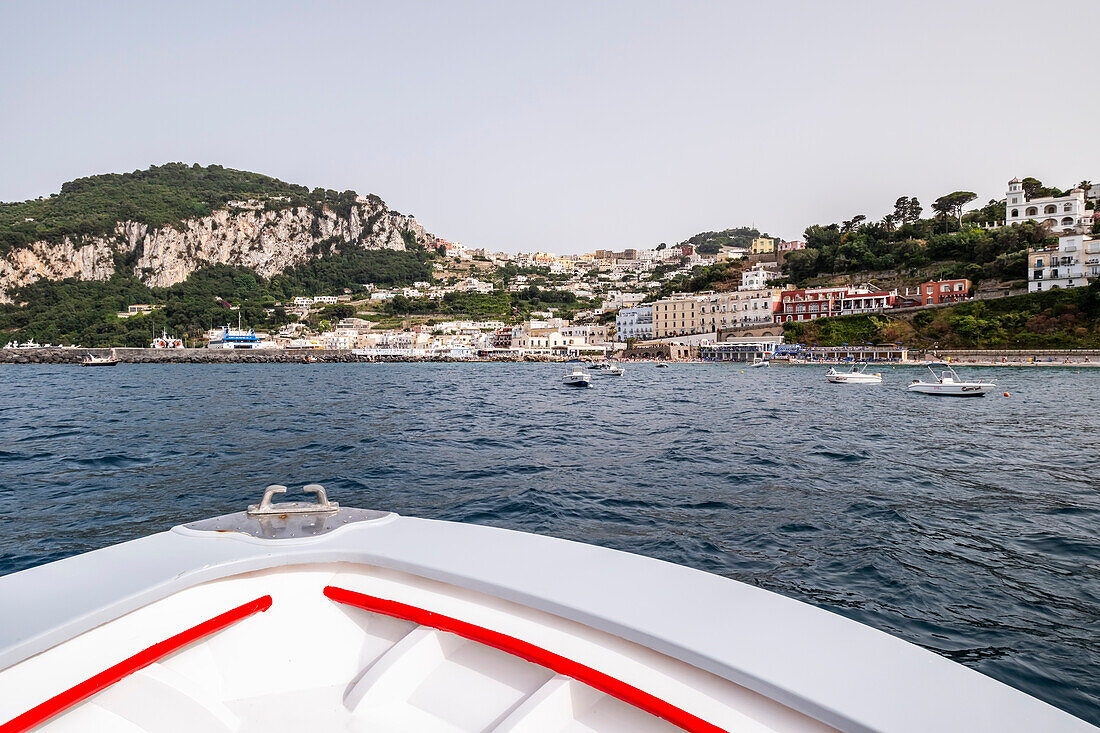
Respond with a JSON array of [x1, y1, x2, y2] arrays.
[[1005, 178, 1091, 233]]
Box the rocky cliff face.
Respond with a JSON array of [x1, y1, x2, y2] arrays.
[[0, 201, 433, 301]]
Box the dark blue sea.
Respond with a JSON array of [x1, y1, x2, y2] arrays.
[[1, 363, 1098, 723]]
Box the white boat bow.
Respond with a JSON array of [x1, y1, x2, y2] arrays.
[[0, 486, 1090, 733]]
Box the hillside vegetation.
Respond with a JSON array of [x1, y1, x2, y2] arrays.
[[679, 227, 770, 255], [0, 245, 432, 347], [783, 283, 1100, 349], [786, 178, 1097, 286], [0, 163, 378, 253]]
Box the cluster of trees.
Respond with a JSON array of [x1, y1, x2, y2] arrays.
[[0, 163, 391, 254], [679, 227, 766, 255], [645, 260, 742, 301], [0, 246, 432, 347], [786, 177, 1098, 284], [385, 285, 589, 319], [787, 215, 1053, 284]]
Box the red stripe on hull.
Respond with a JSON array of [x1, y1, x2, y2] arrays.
[[1, 595, 272, 733], [323, 585, 726, 733]]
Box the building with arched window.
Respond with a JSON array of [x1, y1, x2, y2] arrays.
[[1005, 178, 1088, 232]]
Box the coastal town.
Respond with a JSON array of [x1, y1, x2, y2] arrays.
[[3, 178, 1099, 364]]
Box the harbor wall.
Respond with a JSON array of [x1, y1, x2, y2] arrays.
[[930, 349, 1100, 363], [0, 348, 538, 364]]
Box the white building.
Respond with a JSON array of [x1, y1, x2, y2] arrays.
[[559, 324, 610, 346], [602, 290, 647, 312], [320, 328, 358, 350], [1029, 234, 1097, 292], [616, 305, 653, 340], [740, 263, 781, 291], [312, 296, 339, 305], [1005, 179, 1090, 232], [453, 277, 494, 294]]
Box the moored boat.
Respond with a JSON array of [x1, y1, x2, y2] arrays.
[[0, 485, 1092, 733], [150, 330, 184, 349], [907, 363, 996, 396], [563, 361, 592, 387], [81, 352, 118, 367], [825, 362, 882, 384], [591, 360, 624, 376]]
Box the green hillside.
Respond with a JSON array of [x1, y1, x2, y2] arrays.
[[680, 227, 769, 255], [0, 163, 374, 253], [0, 245, 433, 348]]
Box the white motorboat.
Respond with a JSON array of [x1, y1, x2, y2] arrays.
[[655, 362, 669, 368], [81, 352, 119, 367], [591, 360, 624, 376], [825, 362, 882, 384], [151, 330, 184, 349], [749, 358, 769, 368], [906, 363, 997, 396], [562, 362, 592, 387], [0, 485, 1091, 733]]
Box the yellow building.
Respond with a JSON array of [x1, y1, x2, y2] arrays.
[[652, 295, 704, 338], [750, 237, 775, 255]]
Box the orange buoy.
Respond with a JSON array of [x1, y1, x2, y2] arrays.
[[1003, 392, 1010, 397]]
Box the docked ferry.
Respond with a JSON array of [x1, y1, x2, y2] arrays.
[[0, 485, 1093, 733], [206, 326, 274, 350]]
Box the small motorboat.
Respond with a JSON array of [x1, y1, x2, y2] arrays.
[[826, 362, 882, 384], [749, 358, 769, 368], [907, 363, 996, 396], [562, 361, 592, 387], [81, 352, 118, 367], [591, 360, 624, 376], [655, 362, 670, 368], [0, 485, 1091, 733]]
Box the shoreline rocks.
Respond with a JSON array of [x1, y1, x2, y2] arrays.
[[0, 348, 553, 364]]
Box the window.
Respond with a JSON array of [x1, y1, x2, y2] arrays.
[[1064, 203, 1072, 212], [1026, 207, 1038, 216], [1062, 217, 1073, 226], [1044, 205, 1057, 214], [1011, 209, 1019, 217], [1035, 258, 1043, 267]]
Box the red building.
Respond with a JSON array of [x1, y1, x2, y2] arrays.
[[773, 286, 896, 323], [777, 240, 806, 252], [919, 279, 971, 305]]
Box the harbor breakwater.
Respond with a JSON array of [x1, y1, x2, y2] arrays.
[[0, 348, 542, 364]]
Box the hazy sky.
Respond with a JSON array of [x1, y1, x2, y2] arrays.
[[2, 1, 1097, 253]]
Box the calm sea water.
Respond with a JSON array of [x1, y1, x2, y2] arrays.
[[0, 363, 1098, 723]]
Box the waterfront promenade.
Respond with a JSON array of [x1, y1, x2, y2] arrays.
[[2, 347, 1100, 365]]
